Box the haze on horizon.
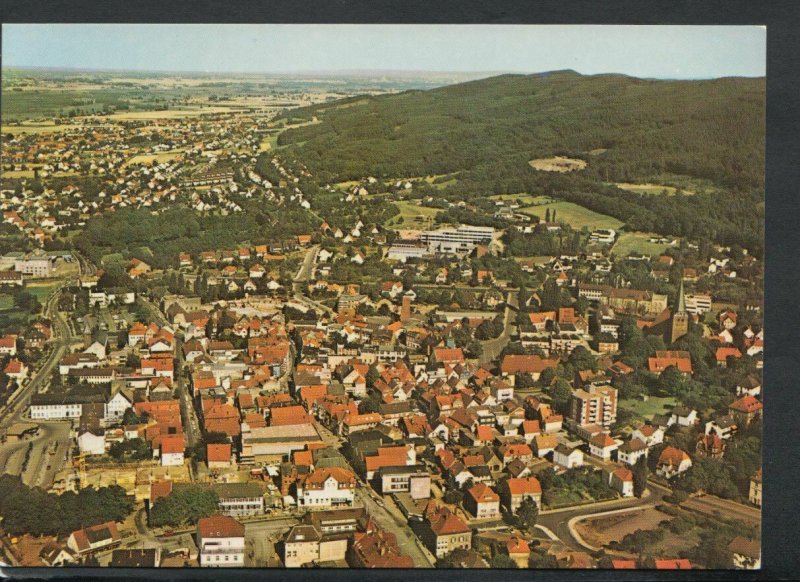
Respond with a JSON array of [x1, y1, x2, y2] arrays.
[[2, 24, 766, 80]]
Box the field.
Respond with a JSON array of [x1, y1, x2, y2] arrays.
[[529, 156, 587, 173], [618, 395, 677, 420], [90, 107, 236, 121], [613, 182, 687, 196], [385, 200, 440, 228], [1, 124, 89, 134], [0, 294, 14, 310], [520, 200, 623, 231], [612, 232, 676, 257], [123, 151, 186, 167]]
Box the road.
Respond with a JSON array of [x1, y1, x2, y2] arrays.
[[174, 333, 201, 449], [538, 481, 668, 552], [479, 290, 519, 364], [314, 423, 435, 567], [293, 244, 319, 285], [244, 517, 299, 567]]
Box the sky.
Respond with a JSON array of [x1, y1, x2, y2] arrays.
[[2, 24, 766, 79]]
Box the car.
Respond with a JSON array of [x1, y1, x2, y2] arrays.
[[163, 530, 175, 537]]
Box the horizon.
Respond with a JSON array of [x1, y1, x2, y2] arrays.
[[2, 24, 766, 80]]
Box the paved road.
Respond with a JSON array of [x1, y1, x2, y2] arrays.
[[479, 290, 519, 364], [174, 333, 201, 449], [538, 483, 668, 552], [293, 244, 319, 285]]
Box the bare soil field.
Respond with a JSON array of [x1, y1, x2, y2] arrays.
[[529, 156, 587, 172], [575, 507, 670, 548]]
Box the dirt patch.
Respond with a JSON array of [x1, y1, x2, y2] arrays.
[[575, 507, 671, 548], [529, 156, 587, 173]]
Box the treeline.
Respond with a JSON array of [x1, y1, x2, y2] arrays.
[[279, 71, 764, 191], [0, 475, 133, 536]]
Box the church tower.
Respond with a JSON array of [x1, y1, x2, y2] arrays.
[[670, 279, 689, 344]]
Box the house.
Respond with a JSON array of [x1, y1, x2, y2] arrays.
[[160, 434, 185, 466], [553, 444, 584, 469], [297, 467, 357, 508], [4, 358, 28, 381], [656, 447, 692, 479], [749, 469, 762, 507], [110, 548, 161, 568], [532, 434, 557, 458], [378, 465, 431, 499], [648, 351, 693, 376], [617, 438, 648, 466], [654, 558, 693, 570], [207, 443, 233, 469], [504, 537, 531, 568], [283, 523, 349, 568], [589, 433, 618, 460], [77, 429, 106, 456], [728, 537, 760, 570], [214, 482, 265, 517], [197, 515, 245, 568], [715, 346, 742, 367], [421, 503, 472, 559], [67, 521, 120, 556], [668, 405, 698, 427], [608, 466, 634, 497], [349, 520, 414, 568], [705, 416, 737, 440], [39, 542, 76, 567], [464, 483, 500, 520], [728, 395, 762, 427], [630, 424, 664, 448], [501, 477, 542, 513]]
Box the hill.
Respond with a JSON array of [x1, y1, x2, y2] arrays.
[[278, 70, 764, 191]]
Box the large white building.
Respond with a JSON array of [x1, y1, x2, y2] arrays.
[[297, 468, 357, 508], [685, 293, 712, 315], [197, 516, 245, 568], [420, 225, 495, 255], [14, 251, 53, 278]]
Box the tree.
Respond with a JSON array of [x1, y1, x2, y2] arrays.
[[149, 484, 219, 527], [548, 378, 573, 415], [632, 456, 649, 498], [490, 554, 517, 569], [516, 496, 539, 531], [539, 278, 561, 311]]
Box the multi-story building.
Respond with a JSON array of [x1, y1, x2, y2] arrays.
[[14, 251, 53, 278], [419, 503, 472, 559], [569, 385, 618, 428], [378, 465, 431, 499], [197, 516, 245, 568], [684, 293, 712, 315], [297, 467, 357, 508], [214, 483, 265, 517], [420, 225, 495, 255]]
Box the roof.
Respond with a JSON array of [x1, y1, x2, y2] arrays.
[[207, 443, 232, 463], [728, 537, 760, 559], [590, 433, 617, 448], [467, 483, 499, 503], [160, 434, 185, 455], [501, 354, 559, 375], [612, 467, 634, 482], [110, 549, 159, 568], [198, 515, 245, 539], [729, 395, 763, 414], [654, 558, 692, 569], [658, 446, 691, 466], [150, 480, 173, 504], [70, 521, 119, 552], [427, 505, 470, 536], [612, 559, 637, 569], [506, 477, 542, 496]]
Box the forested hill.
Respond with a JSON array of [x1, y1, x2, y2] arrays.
[[278, 70, 765, 191]]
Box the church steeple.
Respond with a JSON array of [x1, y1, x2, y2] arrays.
[[676, 279, 686, 314]]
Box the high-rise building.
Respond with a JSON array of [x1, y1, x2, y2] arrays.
[[569, 385, 618, 428]]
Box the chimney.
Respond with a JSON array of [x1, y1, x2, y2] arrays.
[[400, 295, 412, 322]]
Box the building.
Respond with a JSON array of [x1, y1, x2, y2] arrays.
[[569, 385, 618, 428], [420, 225, 495, 255], [501, 477, 542, 514], [420, 503, 472, 559], [297, 467, 357, 508], [160, 435, 185, 466], [110, 548, 161, 568], [617, 438, 648, 466], [14, 250, 53, 278], [67, 521, 121, 556], [589, 433, 618, 460], [349, 520, 414, 568], [728, 395, 763, 427], [608, 467, 634, 497], [197, 516, 245, 568], [464, 483, 500, 520], [684, 293, 712, 315], [749, 469, 762, 507], [669, 280, 690, 344], [553, 444, 584, 469], [387, 240, 428, 262], [656, 447, 692, 479], [283, 524, 349, 568], [728, 537, 760, 570], [214, 483, 265, 517], [240, 423, 323, 463], [378, 465, 431, 499]]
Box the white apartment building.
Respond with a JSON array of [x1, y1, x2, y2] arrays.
[[197, 516, 245, 568]]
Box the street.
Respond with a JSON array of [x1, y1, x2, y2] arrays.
[[479, 290, 519, 364]]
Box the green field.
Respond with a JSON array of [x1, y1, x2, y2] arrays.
[[26, 282, 60, 303], [618, 395, 677, 420], [612, 232, 675, 257], [385, 200, 440, 228], [613, 182, 686, 196], [0, 295, 14, 310], [520, 200, 623, 231], [490, 193, 551, 205]]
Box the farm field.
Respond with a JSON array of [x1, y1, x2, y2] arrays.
[[618, 395, 677, 421], [613, 182, 692, 196], [89, 107, 237, 121], [385, 200, 439, 228], [529, 156, 587, 172], [520, 200, 624, 231], [612, 232, 676, 257], [1, 124, 90, 134]]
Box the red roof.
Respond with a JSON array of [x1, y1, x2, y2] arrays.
[[654, 558, 692, 569], [715, 346, 742, 362], [501, 354, 559, 375], [648, 356, 693, 374], [590, 433, 617, 448], [434, 347, 465, 363], [612, 559, 637, 569], [207, 443, 231, 463], [506, 477, 542, 496], [729, 395, 763, 414], [197, 515, 245, 539], [150, 480, 173, 504], [468, 483, 499, 503], [270, 405, 312, 426], [160, 435, 185, 455]]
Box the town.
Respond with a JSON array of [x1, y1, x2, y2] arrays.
[[0, 64, 763, 571]]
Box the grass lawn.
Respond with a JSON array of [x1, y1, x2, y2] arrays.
[[0, 294, 14, 310], [618, 395, 677, 420], [385, 200, 440, 229], [520, 200, 624, 231], [612, 232, 676, 257]]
